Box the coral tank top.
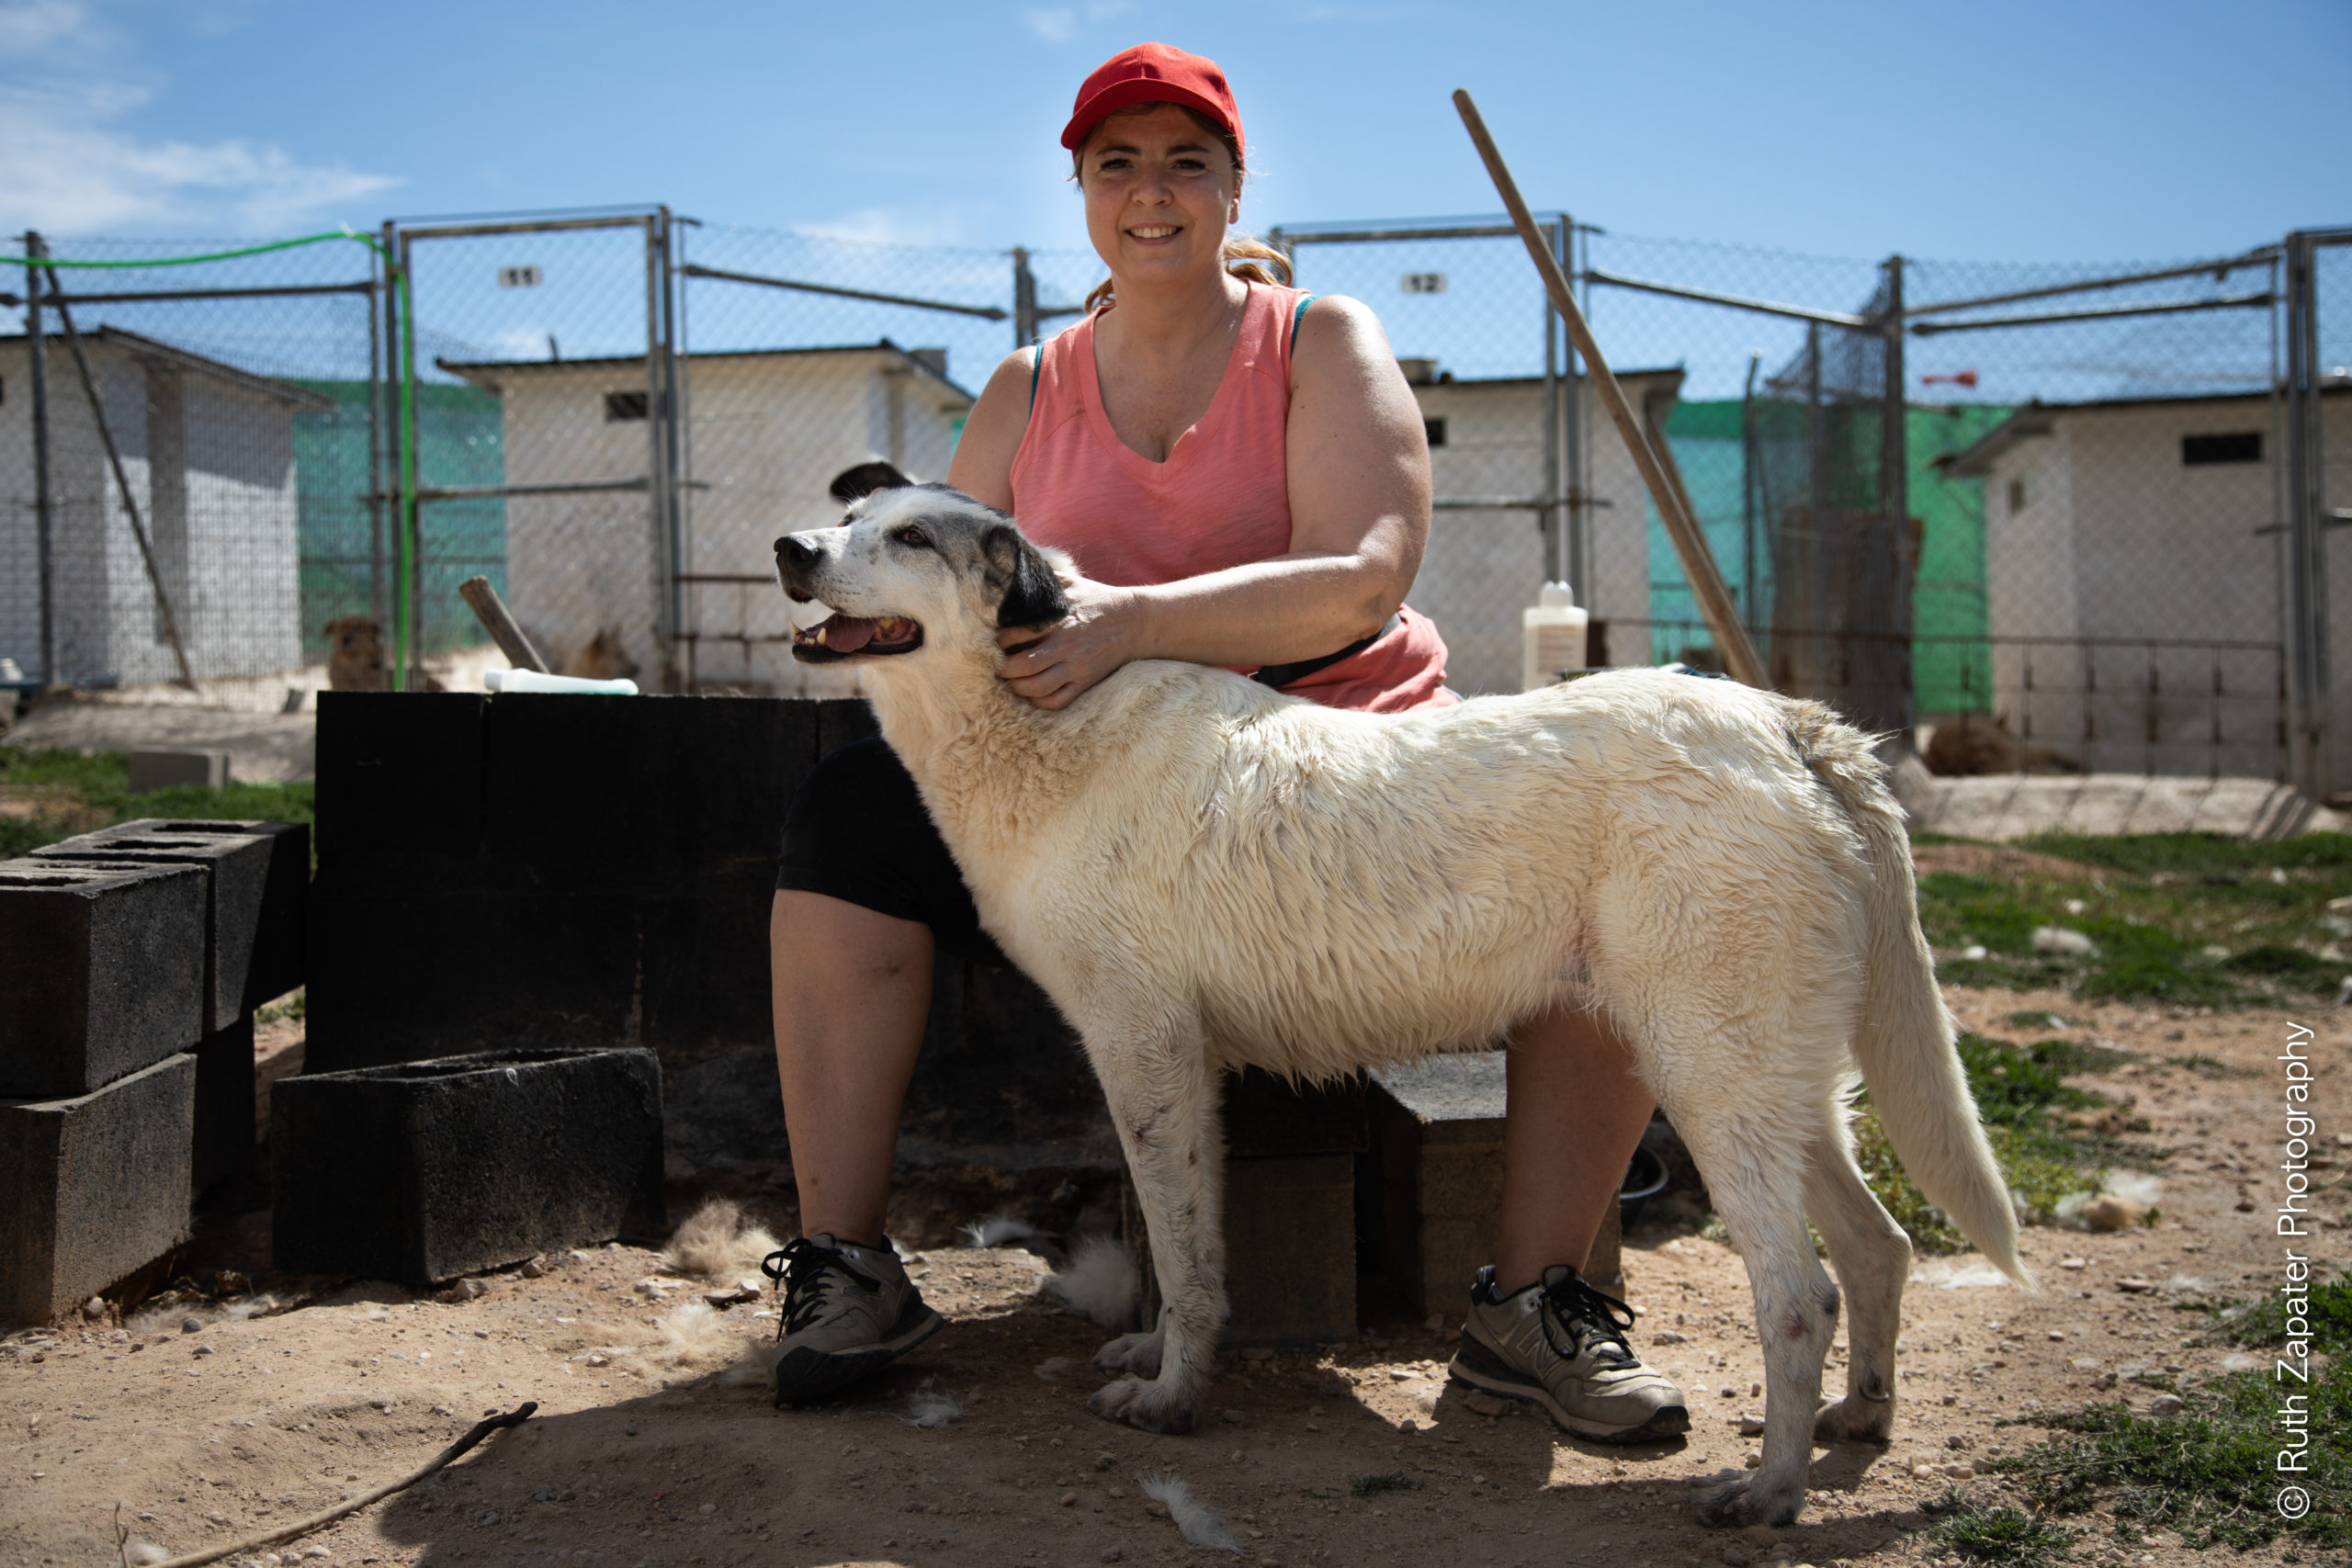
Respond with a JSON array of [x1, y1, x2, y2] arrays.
[[1008, 282, 1453, 714]]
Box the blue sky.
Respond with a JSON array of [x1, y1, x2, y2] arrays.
[[1, 0, 2345, 268]]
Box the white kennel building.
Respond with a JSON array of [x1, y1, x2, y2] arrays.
[[0, 327, 322, 685], [442, 341, 973, 695], [1943, 388, 2352, 779], [1403, 364, 1687, 695]]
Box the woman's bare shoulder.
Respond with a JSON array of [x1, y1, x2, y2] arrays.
[[1289, 293, 1400, 378], [945, 347, 1046, 510]]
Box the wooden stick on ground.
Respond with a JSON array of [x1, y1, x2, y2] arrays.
[[458, 576, 550, 673], [145, 1402, 538, 1568], [1452, 89, 1769, 690]]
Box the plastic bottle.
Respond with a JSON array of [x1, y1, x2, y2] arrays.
[[1521, 581, 1589, 692]]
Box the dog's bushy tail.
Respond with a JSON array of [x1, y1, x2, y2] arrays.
[[1788, 707, 2033, 1291]]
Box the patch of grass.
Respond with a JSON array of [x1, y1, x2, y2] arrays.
[[255, 987, 306, 1025], [0, 746, 313, 860], [2021, 830, 2352, 879], [1993, 1359, 2352, 1553], [2165, 1053, 2259, 1079], [1925, 1501, 2075, 1565], [2186, 1270, 2352, 1350], [1916, 831, 2352, 1008], [1349, 1472, 1417, 1498]]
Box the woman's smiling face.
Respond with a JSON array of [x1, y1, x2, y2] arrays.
[[1078, 102, 1241, 289]]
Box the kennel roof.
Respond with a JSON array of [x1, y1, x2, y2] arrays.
[[435, 337, 978, 402]]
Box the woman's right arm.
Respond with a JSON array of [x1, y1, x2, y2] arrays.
[[943, 347, 1038, 512]]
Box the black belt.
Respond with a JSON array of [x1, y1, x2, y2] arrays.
[[1252, 613, 1402, 690]]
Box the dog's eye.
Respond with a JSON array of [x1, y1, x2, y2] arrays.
[[892, 526, 933, 549]]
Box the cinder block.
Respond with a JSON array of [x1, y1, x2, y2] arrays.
[[313, 692, 486, 877], [272, 1046, 666, 1285], [128, 750, 230, 793], [35, 818, 307, 1029], [192, 1014, 255, 1195], [1370, 1051, 1621, 1316], [482, 695, 818, 876], [1224, 1066, 1366, 1159], [0, 860, 205, 1099], [0, 1054, 196, 1326], [1224, 1153, 1356, 1344]]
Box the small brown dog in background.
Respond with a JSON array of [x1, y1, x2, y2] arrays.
[[323, 615, 388, 691]]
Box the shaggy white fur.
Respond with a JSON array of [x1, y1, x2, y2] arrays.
[[661, 1199, 780, 1280], [776, 488, 2033, 1530], [901, 1380, 963, 1428], [1044, 1236, 1141, 1329], [1138, 1473, 1238, 1553], [962, 1213, 1046, 1249]]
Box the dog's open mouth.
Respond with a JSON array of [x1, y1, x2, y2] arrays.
[[791, 614, 924, 662]]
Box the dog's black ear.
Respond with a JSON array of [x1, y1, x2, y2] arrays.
[[829, 459, 914, 504], [980, 522, 1070, 630]]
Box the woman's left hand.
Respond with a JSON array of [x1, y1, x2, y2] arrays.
[[997, 575, 1151, 710]]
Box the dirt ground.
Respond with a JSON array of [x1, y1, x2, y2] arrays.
[[2, 990, 2342, 1568]]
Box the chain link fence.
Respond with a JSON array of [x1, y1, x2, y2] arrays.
[[7, 212, 2346, 792]]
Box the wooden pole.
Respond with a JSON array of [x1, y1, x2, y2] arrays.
[[1452, 89, 1769, 690], [458, 575, 550, 672]]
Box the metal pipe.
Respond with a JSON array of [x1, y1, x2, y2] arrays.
[[1909, 291, 2272, 336], [1583, 266, 1869, 328], [679, 263, 1009, 321], [1452, 91, 1766, 689], [1541, 218, 1562, 584], [1013, 246, 1037, 348], [644, 210, 675, 689], [1883, 253, 1912, 740], [392, 214, 655, 240], [1284, 222, 1521, 244], [1560, 215, 1586, 596], [11, 282, 375, 307], [395, 227, 418, 692], [1741, 352, 1760, 639], [23, 231, 57, 689], [367, 237, 387, 626], [1903, 249, 2278, 318], [41, 259, 199, 692]]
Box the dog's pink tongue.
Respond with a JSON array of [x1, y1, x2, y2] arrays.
[[824, 617, 876, 652]]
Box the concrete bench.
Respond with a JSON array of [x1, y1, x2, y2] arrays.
[[1369, 1050, 1623, 1316]]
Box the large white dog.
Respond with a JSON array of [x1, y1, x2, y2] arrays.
[[775, 483, 2029, 1528]]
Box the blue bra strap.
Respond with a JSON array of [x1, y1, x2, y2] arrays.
[[1290, 292, 1317, 355], [1028, 344, 1042, 419]]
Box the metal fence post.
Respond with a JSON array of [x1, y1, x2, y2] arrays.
[[1541, 218, 1563, 584], [2283, 230, 2331, 797], [644, 209, 678, 690], [1883, 253, 1912, 741], [23, 231, 57, 689], [1012, 245, 1037, 349], [1562, 219, 1586, 601]]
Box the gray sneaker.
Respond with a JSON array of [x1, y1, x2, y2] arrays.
[[1447, 1264, 1690, 1443], [762, 1234, 943, 1405]]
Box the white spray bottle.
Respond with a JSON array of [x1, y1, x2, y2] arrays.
[[1521, 581, 1589, 692]]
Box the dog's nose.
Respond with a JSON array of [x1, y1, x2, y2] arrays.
[[775, 535, 820, 568]]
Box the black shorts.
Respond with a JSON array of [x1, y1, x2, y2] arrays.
[[775, 737, 1011, 967]]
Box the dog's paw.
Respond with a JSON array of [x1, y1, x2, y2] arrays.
[[1813, 1394, 1895, 1445], [1093, 1329, 1164, 1377], [1088, 1377, 1195, 1435], [1692, 1475, 1804, 1529]]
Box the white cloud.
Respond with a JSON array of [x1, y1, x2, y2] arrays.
[[0, 6, 401, 235], [1023, 6, 1076, 43], [0, 0, 96, 54], [799, 205, 974, 247]]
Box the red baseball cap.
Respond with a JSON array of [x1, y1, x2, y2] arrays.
[[1061, 42, 1244, 160]]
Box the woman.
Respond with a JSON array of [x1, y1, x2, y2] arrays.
[[769, 42, 1686, 1444]]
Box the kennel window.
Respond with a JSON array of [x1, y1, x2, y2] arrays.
[[604, 390, 649, 423], [1424, 418, 1447, 448], [2181, 432, 2260, 466]]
